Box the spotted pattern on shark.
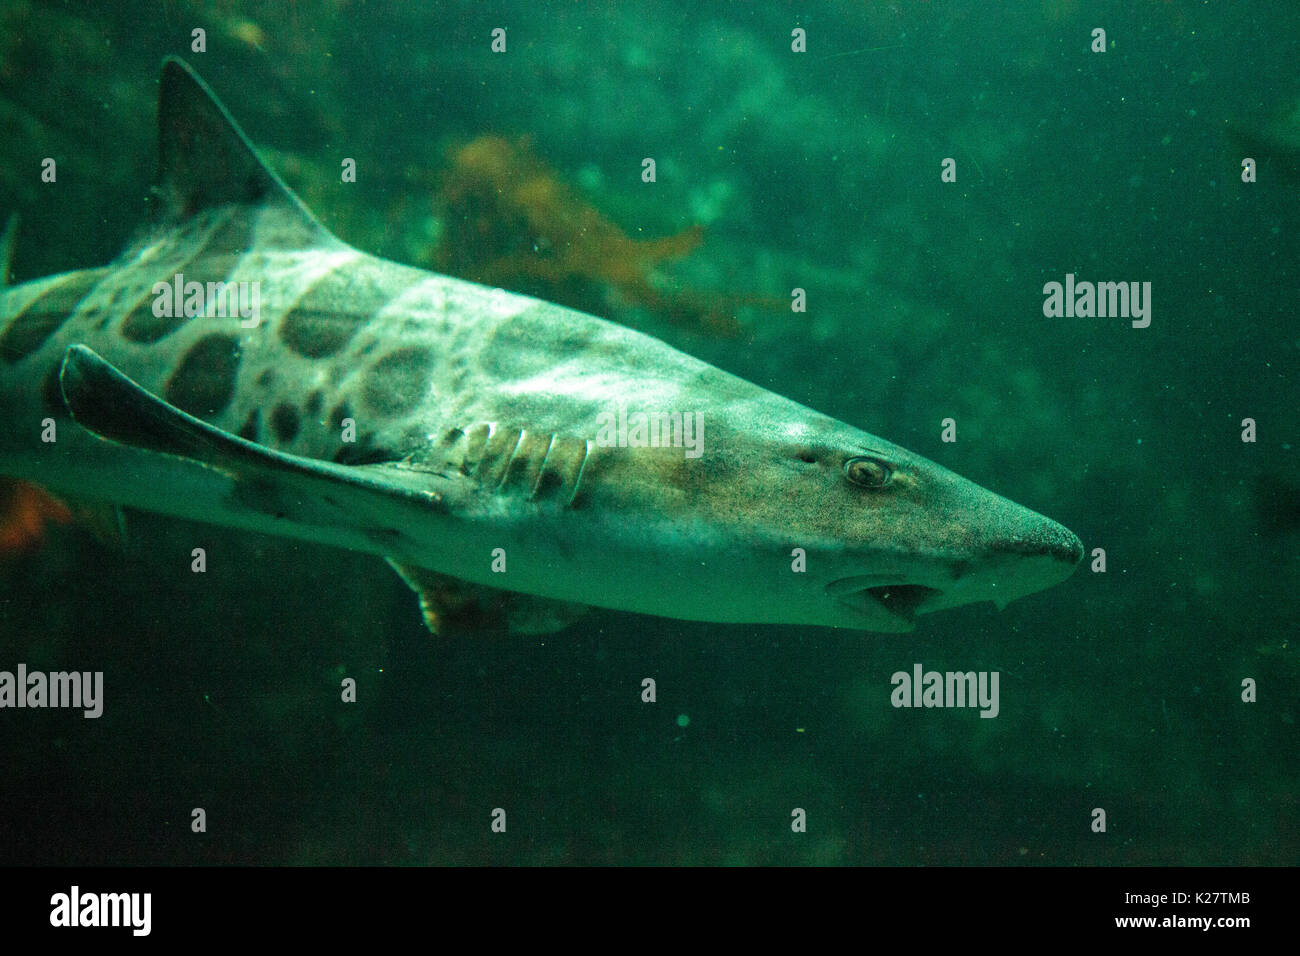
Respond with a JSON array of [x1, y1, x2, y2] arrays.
[[120, 208, 255, 343], [0, 268, 109, 362], [361, 345, 435, 416], [164, 333, 242, 417], [271, 402, 301, 443], [238, 409, 261, 442], [113, 207, 240, 343], [278, 258, 424, 358]]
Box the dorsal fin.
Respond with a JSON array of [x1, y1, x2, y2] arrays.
[[149, 56, 333, 245]]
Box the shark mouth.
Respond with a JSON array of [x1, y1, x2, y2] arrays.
[[826, 576, 944, 625]]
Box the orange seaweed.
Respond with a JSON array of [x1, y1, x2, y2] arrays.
[[433, 136, 780, 338], [0, 478, 71, 555]]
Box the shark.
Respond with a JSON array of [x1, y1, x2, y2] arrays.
[[0, 58, 1082, 635]]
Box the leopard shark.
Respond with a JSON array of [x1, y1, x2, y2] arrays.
[[0, 58, 1082, 635]]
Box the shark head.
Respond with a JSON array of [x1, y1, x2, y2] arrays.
[[570, 379, 1083, 632], [782, 426, 1083, 633]]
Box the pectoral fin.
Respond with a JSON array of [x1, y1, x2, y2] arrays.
[[387, 561, 590, 636], [65, 497, 129, 548], [58, 344, 448, 529], [57, 346, 581, 636]]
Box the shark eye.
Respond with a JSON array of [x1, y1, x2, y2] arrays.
[[844, 456, 891, 489]]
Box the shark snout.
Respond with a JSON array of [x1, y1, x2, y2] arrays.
[[988, 523, 1084, 566], [971, 513, 1084, 609], [824, 505, 1083, 631]]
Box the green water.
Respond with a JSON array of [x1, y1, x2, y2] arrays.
[[0, 0, 1295, 865]]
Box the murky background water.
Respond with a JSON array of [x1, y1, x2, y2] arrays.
[[0, 0, 1295, 864]]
